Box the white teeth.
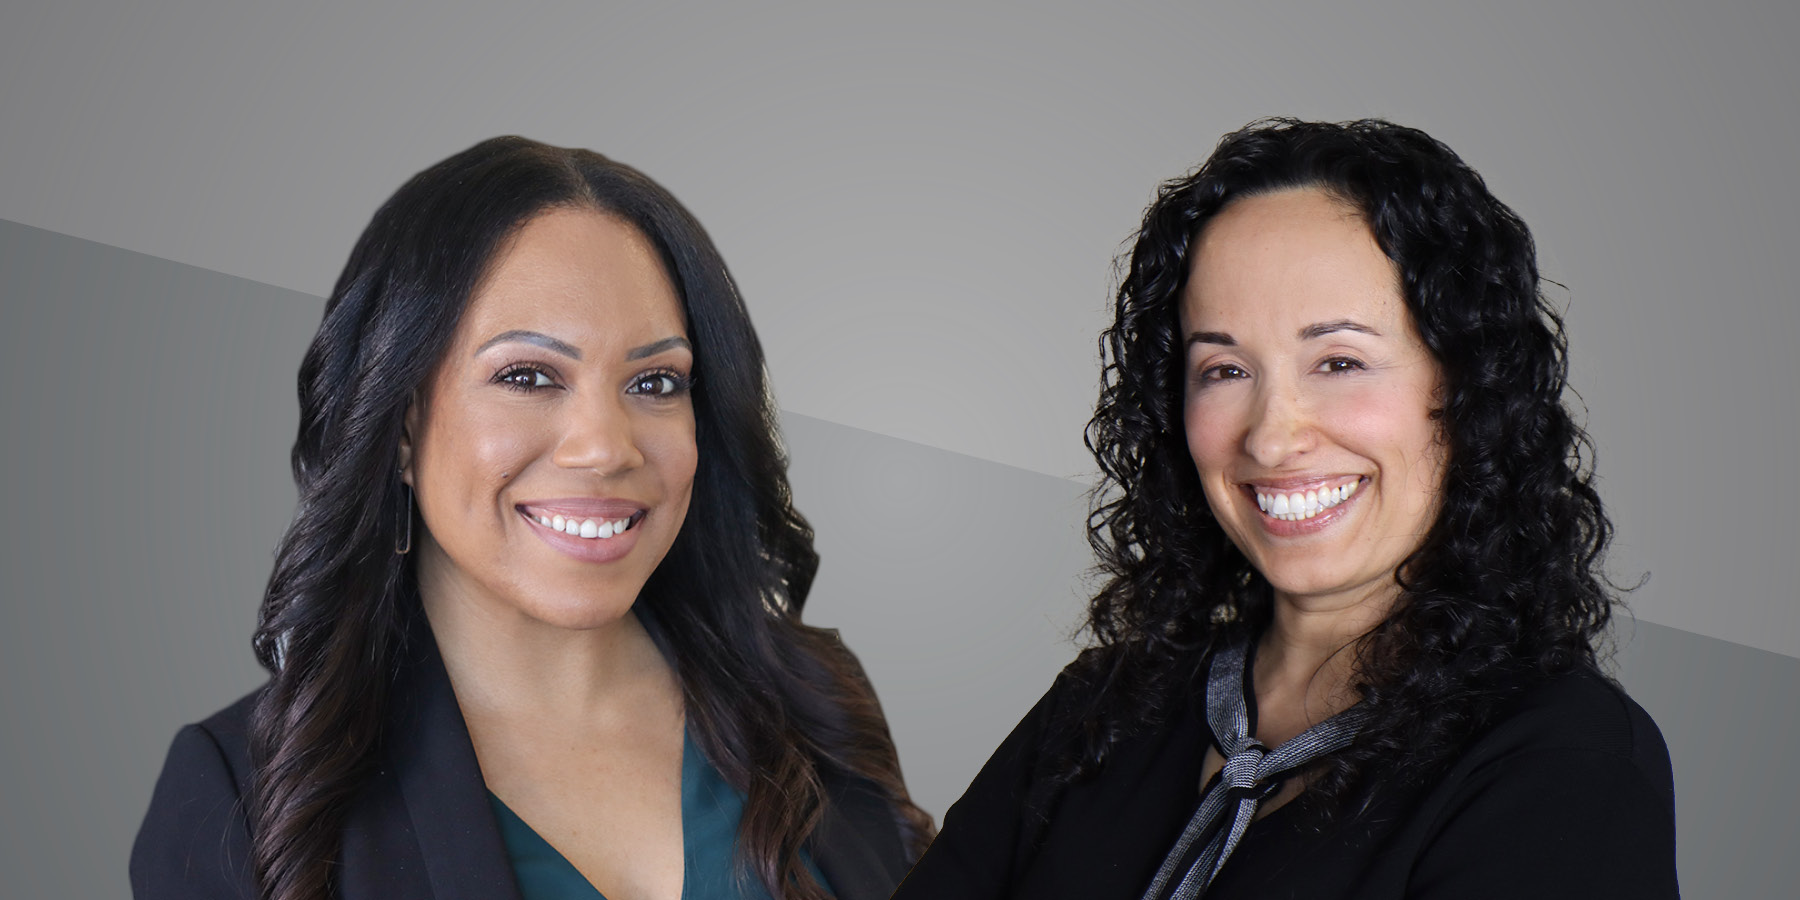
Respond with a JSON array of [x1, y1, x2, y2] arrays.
[[530, 511, 637, 540], [1252, 480, 1362, 522]]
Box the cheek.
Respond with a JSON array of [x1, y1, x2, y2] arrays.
[[645, 413, 699, 498], [1183, 392, 1239, 479], [416, 405, 541, 502], [1183, 394, 1244, 516], [1336, 386, 1443, 493], [464, 432, 539, 485]]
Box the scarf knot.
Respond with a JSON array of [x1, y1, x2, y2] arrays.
[[1137, 639, 1372, 900], [1218, 741, 1266, 792]]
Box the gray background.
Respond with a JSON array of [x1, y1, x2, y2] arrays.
[[0, 1, 1794, 897]]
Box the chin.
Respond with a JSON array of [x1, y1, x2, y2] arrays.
[[521, 591, 644, 632], [541, 610, 639, 633]]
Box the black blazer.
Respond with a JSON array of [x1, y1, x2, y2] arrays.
[[131, 631, 913, 900], [893, 665, 1677, 899]]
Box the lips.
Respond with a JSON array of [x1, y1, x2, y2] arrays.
[[519, 505, 644, 540], [516, 499, 648, 560], [1237, 476, 1366, 535], [1251, 477, 1362, 521]]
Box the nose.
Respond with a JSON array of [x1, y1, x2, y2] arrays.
[[1242, 379, 1315, 468], [553, 393, 645, 476]]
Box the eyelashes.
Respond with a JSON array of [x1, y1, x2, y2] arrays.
[[1192, 356, 1368, 387], [626, 368, 696, 398], [1318, 356, 1367, 374], [1196, 363, 1250, 384], [490, 362, 695, 398], [494, 363, 557, 391]]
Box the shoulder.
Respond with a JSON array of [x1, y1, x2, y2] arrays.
[[890, 669, 1084, 900], [1457, 668, 1674, 805], [144, 687, 263, 806], [130, 688, 265, 900], [954, 663, 1104, 791], [193, 689, 261, 772], [1393, 669, 1679, 898], [815, 774, 913, 892], [893, 659, 1204, 900], [972, 648, 1207, 806]]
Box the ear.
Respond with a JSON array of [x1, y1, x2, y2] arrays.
[[398, 390, 421, 486]]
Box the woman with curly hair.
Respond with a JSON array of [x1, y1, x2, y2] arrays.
[[131, 136, 930, 900], [894, 119, 1677, 899]]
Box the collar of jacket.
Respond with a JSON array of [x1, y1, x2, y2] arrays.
[[332, 612, 909, 900]]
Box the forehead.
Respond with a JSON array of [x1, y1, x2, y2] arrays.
[[457, 207, 686, 345], [1182, 188, 1405, 332]]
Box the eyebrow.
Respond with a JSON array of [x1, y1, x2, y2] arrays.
[[1184, 319, 1383, 349], [1297, 319, 1382, 340], [626, 336, 692, 360], [475, 330, 582, 359], [473, 332, 693, 361], [1186, 331, 1237, 348]]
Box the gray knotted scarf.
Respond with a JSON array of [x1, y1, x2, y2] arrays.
[[1138, 639, 1371, 900]]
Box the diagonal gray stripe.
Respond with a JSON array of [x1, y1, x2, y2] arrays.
[[1, 218, 1795, 899]]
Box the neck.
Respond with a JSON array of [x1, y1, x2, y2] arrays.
[[1252, 583, 1398, 738], [420, 580, 678, 728]]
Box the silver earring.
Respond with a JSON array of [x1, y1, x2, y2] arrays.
[[395, 481, 414, 555]]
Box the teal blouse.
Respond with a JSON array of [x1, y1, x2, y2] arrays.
[[487, 730, 832, 900]]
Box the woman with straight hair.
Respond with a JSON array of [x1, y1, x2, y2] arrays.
[[894, 118, 1677, 898], [132, 136, 930, 900]]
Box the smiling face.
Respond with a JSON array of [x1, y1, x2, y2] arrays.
[[1180, 187, 1447, 616], [400, 207, 697, 631]]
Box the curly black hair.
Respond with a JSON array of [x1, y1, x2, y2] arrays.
[[1064, 118, 1616, 808]]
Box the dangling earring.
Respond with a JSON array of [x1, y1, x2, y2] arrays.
[[395, 479, 414, 555]]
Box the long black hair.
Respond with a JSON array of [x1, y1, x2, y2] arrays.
[[249, 136, 930, 900], [1068, 118, 1616, 807]]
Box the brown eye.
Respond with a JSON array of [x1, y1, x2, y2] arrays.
[[627, 370, 693, 397], [1320, 357, 1366, 374], [495, 366, 555, 390]]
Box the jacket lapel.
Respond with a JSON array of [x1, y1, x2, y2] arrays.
[[335, 616, 912, 900], [338, 624, 524, 900]]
